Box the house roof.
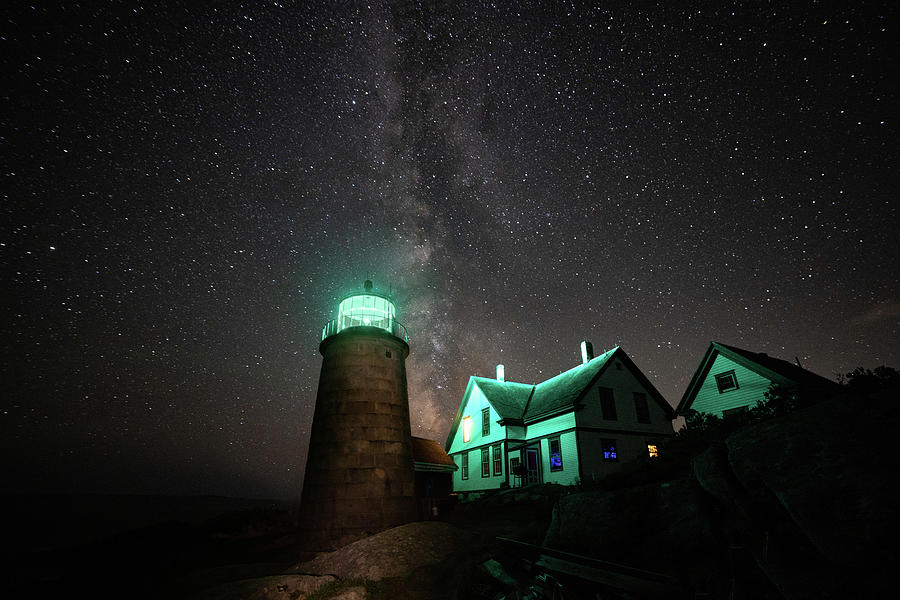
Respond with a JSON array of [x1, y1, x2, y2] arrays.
[[444, 346, 674, 450], [470, 377, 534, 419], [676, 341, 841, 415], [411, 436, 457, 471], [526, 348, 617, 420]]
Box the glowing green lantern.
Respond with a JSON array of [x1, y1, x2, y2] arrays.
[[321, 280, 408, 341]]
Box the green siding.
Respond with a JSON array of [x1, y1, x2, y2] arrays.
[[452, 444, 507, 492], [447, 384, 508, 456], [540, 431, 579, 485], [691, 355, 773, 416], [578, 431, 664, 481], [575, 360, 674, 436], [527, 412, 576, 438], [449, 383, 514, 492]]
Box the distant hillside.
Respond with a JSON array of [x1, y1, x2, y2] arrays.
[[1, 493, 285, 552]]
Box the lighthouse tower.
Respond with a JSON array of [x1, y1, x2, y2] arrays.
[[298, 280, 417, 551]]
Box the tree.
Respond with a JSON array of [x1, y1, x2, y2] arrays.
[[839, 365, 900, 394], [755, 383, 804, 417]]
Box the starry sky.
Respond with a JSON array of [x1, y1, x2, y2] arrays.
[[2, 1, 897, 501]]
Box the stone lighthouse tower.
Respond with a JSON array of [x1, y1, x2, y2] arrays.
[[298, 280, 417, 551]]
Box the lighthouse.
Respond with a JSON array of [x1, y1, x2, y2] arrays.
[[298, 280, 417, 551]]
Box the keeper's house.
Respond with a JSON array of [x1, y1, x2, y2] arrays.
[[445, 343, 675, 494]]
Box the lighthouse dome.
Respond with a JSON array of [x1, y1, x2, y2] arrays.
[[321, 282, 408, 342]]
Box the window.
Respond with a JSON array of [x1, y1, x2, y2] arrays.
[[461, 452, 468, 480], [647, 444, 659, 458], [634, 392, 651, 424], [723, 406, 748, 418], [482, 407, 491, 436], [462, 416, 472, 443], [715, 370, 739, 393], [548, 437, 563, 471], [601, 439, 618, 461], [481, 447, 490, 477], [599, 387, 617, 420], [492, 444, 502, 475]]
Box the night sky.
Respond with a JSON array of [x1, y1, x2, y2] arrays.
[[2, 1, 897, 501]]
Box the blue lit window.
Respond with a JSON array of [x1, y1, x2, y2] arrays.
[[549, 437, 563, 472], [602, 439, 617, 461]]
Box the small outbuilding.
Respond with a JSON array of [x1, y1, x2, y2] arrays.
[[411, 436, 457, 519], [676, 341, 841, 419]]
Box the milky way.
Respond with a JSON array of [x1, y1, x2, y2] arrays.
[[2, 1, 897, 500]]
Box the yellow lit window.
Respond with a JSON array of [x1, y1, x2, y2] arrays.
[[462, 416, 472, 443], [647, 444, 659, 458]]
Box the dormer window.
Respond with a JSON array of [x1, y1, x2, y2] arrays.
[[715, 370, 739, 393]]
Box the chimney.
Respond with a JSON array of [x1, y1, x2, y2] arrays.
[[581, 341, 594, 365], [496, 364, 505, 382]]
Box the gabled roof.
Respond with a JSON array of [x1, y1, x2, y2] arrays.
[[526, 348, 618, 420], [472, 377, 535, 420], [411, 436, 457, 472], [444, 346, 674, 450], [676, 341, 841, 415], [444, 376, 533, 450]]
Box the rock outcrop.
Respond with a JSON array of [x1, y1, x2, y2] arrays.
[[542, 394, 898, 598], [295, 521, 475, 581]]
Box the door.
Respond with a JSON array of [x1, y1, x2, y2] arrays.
[[525, 447, 540, 485]]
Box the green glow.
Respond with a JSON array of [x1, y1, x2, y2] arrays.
[[321, 290, 408, 341]]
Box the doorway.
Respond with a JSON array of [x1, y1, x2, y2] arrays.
[[525, 446, 540, 485]]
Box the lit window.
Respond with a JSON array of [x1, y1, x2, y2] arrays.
[[634, 392, 651, 424], [482, 407, 490, 436], [599, 387, 617, 421], [461, 452, 468, 480], [492, 444, 502, 475], [462, 416, 472, 443], [647, 444, 659, 458], [601, 439, 617, 461], [715, 370, 739, 393], [549, 437, 563, 471], [481, 447, 490, 477]]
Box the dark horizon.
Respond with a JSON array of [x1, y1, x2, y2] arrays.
[[2, 1, 897, 501]]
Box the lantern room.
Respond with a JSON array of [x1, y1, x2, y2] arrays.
[[321, 280, 408, 342]]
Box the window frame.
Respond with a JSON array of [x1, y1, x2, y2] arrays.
[[601, 438, 618, 462], [462, 416, 471, 443], [715, 370, 739, 394], [482, 407, 490, 436], [722, 406, 748, 418], [492, 443, 502, 476], [548, 437, 563, 472], [633, 392, 651, 424], [599, 387, 617, 421], [481, 447, 490, 477], [461, 452, 468, 480]]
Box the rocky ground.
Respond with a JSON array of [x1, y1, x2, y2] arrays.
[[6, 390, 896, 599]]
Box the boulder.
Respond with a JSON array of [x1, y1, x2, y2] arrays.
[[294, 521, 474, 581]]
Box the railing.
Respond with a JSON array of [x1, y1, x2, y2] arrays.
[[321, 317, 409, 342]]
